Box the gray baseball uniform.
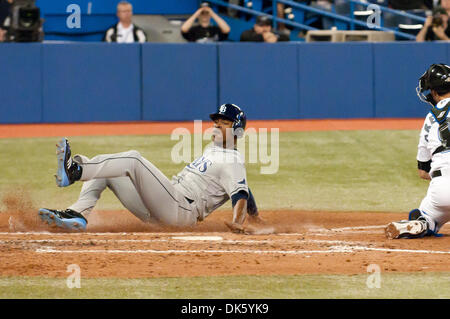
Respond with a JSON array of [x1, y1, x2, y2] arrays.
[[68, 145, 249, 226]]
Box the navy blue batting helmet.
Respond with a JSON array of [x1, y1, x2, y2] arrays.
[[209, 103, 246, 138]]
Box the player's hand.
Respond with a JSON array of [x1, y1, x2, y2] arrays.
[[224, 221, 256, 234]]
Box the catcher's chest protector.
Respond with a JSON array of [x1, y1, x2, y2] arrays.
[[431, 101, 450, 149]]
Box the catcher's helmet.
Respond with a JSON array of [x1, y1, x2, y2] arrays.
[[417, 63, 450, 105], [209, 103, 246, 138]]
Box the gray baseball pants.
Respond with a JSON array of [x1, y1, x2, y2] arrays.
[[68, 150, 198, 227]]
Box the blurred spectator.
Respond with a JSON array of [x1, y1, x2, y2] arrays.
[[442, 0, 450, 14], [240, 15, 289, 42], [103, 1, 147, 43], [424, 0, 438, 9], [388, 0, 427, 10], [310, 0, 333, 30], [416, 7, 450, 41], [181, 2, 230, 42], [0, 0, 12, 42], [226, 0, 240, 18], [0, 0, 11, 26]]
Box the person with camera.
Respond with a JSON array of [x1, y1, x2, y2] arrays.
[[416, 7, 450, 41], [240, 15, 289, 43], [103, 1, 147, 43], [181, 2, 230, 42]]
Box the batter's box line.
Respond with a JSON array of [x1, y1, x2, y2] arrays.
[[0, 238, 369, 247], [34, 245, 450, 255], [0, 231, 198, 236], [34, 247, 357, 254]]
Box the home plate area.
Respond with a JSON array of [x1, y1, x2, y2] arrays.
[[0, 210, 448, 278], [0, 222, 448, 278]]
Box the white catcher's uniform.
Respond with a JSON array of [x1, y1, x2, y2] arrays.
[[69, 145, 248, 226], [416, 97, 450, 234]]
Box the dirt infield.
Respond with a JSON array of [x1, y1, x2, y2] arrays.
[[0, 209, 448, 278]]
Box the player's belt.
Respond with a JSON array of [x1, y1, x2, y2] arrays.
[[431, 170, 442, 178], [185, 197, 194, 204]]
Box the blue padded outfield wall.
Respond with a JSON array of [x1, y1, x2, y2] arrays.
[[1, 42, 450, 124]]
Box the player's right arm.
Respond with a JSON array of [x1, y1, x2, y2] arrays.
[[224, 194, 248, 233], [219, 158, 255, 233]]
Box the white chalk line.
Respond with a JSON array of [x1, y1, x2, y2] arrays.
[[0, 238, 363, 246], [34, 246, 358, 255], [34, 245, 450, 255], [1, 231, 448, 255], [0, 231, 198, 236], [5, 237, 445, 256], [0, 226, 387, 237], [338, 245, 450, 254]]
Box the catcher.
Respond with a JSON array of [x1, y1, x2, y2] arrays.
[[385, 64, 450, 239], [37, 103, 262, 234]]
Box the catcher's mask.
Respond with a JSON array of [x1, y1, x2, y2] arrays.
[[209, 103, 247, 138], [417, 63, 450, 106]]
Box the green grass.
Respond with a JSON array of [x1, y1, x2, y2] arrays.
[[0, 130, 447, 300], [0, 130, 428, 212], [1, 273, 449, 299]]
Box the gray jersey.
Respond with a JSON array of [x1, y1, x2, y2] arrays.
[[172, 145, 249, 221], [70, 145, 249, 227]]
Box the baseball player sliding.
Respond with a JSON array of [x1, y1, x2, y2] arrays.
[[385, 64, 450, 239], [38, 103, 262, 234]]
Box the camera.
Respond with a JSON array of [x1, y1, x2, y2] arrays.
[[6, 0, 43, 42], [432, 15, 444, 28]]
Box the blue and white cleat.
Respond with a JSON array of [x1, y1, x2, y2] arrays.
[[55, 138, 81, 187], [385, 219, 428, 239], [38, 208, 87, 231]]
